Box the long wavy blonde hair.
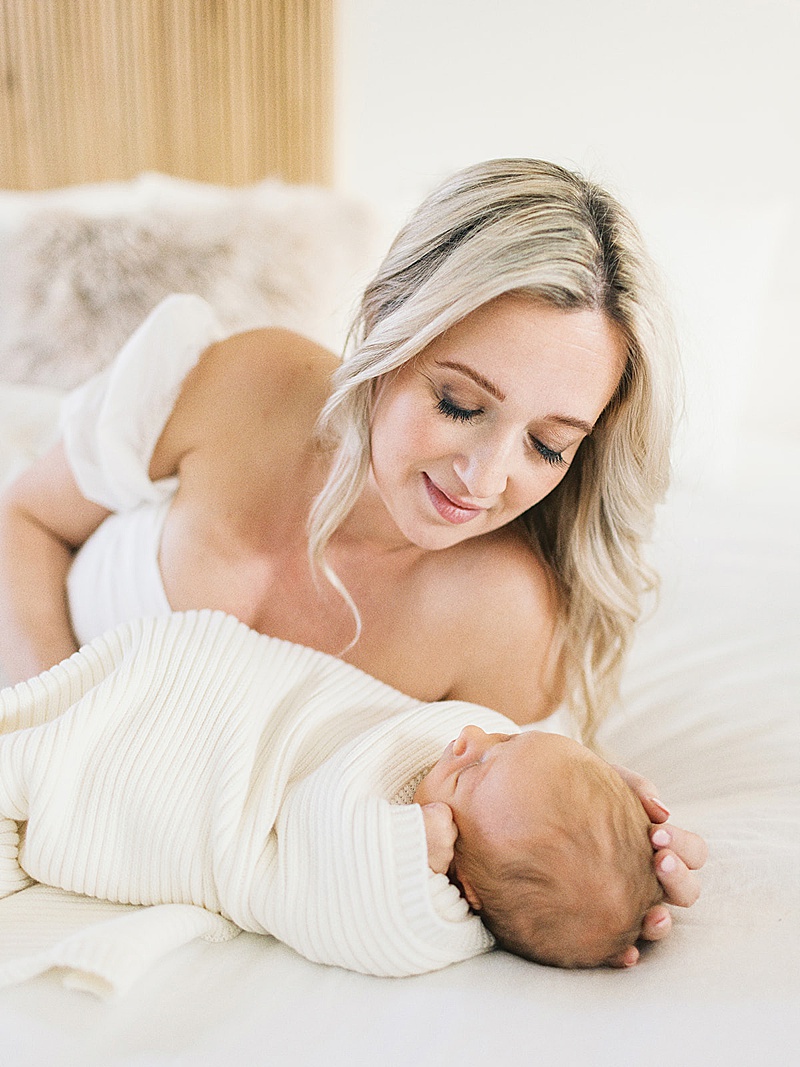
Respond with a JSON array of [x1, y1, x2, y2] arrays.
[[308, 159, 679, 744]]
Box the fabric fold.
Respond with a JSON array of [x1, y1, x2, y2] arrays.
[[0, 885, 238, 999]]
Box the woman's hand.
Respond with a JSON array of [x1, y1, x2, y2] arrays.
[[608, 764, 709, 967], [420, 802, 458, 875]]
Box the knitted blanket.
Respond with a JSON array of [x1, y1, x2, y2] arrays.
[[0, 611, 499, 996]]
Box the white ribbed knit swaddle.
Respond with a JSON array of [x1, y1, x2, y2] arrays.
[[0, 611, 501, 996]]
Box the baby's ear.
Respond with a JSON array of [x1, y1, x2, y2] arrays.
[[455, 873, 483, 913], [419, 802, 458, 875]]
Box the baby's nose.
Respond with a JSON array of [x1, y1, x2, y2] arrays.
[[452, 724, 487, 758]]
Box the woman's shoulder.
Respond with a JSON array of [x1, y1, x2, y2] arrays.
[[448, 521, 557, 611], [150, 326, 339, 478], [198, 325, 340, 404], [426, 524, 564, 723]]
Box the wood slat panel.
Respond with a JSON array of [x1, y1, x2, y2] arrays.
[[0, 0, 333, 189]]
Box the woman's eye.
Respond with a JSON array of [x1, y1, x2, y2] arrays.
[[530, 437, 566, 467], [437, 396, 483, 423]]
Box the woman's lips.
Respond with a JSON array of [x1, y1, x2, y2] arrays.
[[423, 474, 486, 525]]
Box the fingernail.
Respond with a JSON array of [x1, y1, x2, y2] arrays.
[[651, 828, 671, 847], [650, 797, 671, 818], [658, 853, 677, 874]]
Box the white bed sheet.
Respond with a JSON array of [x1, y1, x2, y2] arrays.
[[0, 409, 798, 1066]]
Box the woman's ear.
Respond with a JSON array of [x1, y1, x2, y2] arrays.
[[419, 802, 458, 875]]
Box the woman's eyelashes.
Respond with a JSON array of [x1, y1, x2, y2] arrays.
[[436, 394, 483, 423], [434, 383, 569, 467], [530, 437, 566, 467]]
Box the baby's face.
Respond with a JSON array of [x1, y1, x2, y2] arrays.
[[414, 725, 601, 863]]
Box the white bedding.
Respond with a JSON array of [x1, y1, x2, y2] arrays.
[[1, 398, 797, 1067], [0, 177, 798, 1067]]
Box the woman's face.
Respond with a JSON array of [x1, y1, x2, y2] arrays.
[[368, 295, 626, 551]]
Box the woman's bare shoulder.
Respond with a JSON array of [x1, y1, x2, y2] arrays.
[[151, 326, 339, 478], [436, 525, 564, 723], [182, 326, 338, 417], [220, 325, 339, 380]]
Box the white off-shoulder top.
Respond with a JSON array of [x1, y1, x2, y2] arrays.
[[62, 295, 227, 646]]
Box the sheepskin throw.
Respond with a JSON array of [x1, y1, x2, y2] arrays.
[[0, 175, 381, 389]]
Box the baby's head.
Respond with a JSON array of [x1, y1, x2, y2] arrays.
[[414, 726, 662, 968]]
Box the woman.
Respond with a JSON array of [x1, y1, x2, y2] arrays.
[[0, 159, 706, 963]]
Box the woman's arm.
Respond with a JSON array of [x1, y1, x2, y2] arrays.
[[0, 441, 111, 681], [0, 325, 337, 686]]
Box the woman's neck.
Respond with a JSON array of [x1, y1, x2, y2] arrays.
[[331, 467, 425, 560]]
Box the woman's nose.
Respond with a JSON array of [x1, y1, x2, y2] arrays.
[[453, 438, 513, 500]]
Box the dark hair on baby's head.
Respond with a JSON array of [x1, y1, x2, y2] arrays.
[[456, 754, 663, 968]]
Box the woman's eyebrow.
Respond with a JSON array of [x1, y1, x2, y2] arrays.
[[549, 414, 595, 436], [434, 360, 506, 402], [435, 360, 594, 435]]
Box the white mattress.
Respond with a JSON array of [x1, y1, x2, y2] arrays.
[[0, 380, 797, 1067]]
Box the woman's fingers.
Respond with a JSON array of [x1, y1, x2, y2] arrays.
[[613, 827, 706, 958], [653, 849, 701, 907], [607, 944, 640, 968], [610, 762, 707, 923], [639, 904, 672, 942], [610, 764, 671, 824], [609, 905, 672, 963], [650, 824, 708, 871]]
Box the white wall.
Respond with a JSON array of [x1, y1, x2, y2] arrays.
[[335, 0, 798, 216], [334, 0, 800, 488]]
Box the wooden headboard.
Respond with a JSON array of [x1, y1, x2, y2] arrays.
[[0, 0, 334, 190]]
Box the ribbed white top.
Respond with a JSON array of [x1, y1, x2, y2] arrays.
[[1, 611, 504, 994]]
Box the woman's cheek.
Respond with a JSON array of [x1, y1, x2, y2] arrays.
[[519, 466, 568, 513], [391, 402, 453, 462]]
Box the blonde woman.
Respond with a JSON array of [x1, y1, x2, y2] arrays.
[[0, 159, 706, 964]]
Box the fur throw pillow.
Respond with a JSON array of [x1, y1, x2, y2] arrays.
[[0, 181, 381, 389]]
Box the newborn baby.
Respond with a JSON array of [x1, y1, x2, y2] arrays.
[[415, 725, 661, 968], [0, 610, 660, 981]]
